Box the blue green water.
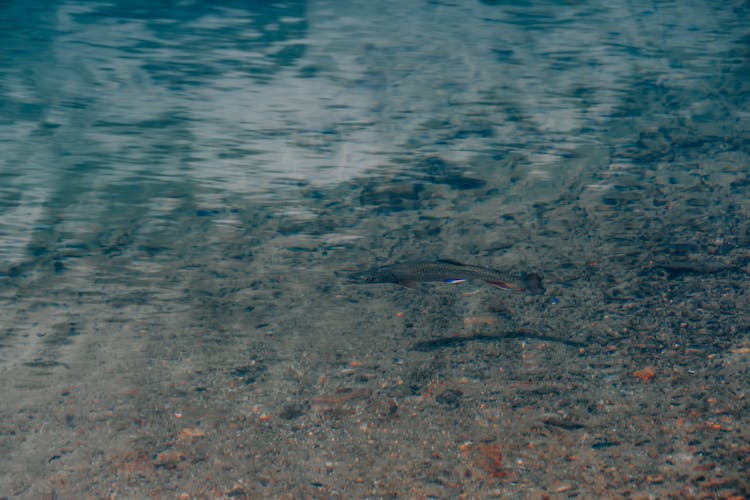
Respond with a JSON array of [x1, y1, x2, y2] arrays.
[[1, 0, 749, 497]]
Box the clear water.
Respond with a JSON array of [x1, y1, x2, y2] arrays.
[[1, 0, 749, 497]]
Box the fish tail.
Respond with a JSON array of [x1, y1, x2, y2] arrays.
[[521, 273, 545, 294]]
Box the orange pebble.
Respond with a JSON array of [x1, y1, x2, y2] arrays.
[[178, 428, 206, 439], [458, 442, 472, 453], [633, 366, 656, 383], [463, 316, 497, 326]]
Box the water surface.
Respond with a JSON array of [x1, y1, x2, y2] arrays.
[[1, 0, 749, 497]]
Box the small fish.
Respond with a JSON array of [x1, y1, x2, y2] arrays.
[[343, 259, 544, 293]]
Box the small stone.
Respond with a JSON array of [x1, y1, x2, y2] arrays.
[[633, 366, 657, 383], [279, 404, 306, 420], [435, 388, 463, 408]]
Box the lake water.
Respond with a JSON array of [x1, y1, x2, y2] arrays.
[[1, 0, 749, 497]]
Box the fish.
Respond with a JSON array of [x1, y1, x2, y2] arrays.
[[343, 259, 545, 293]]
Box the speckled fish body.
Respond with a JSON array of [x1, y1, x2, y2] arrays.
[[345, 259, 543, 293]]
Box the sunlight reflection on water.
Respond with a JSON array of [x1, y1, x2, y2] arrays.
[[0, 0, 747, 314]]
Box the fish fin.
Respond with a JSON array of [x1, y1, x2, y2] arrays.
[[436, 258, 465, 266], [397, 280, 418, 289], [487, 280, 521, 291], [443, 278, 467, 284]]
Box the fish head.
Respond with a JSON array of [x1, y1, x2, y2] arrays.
[[338, 266, 396, 284], [343, 269, 384, 283]]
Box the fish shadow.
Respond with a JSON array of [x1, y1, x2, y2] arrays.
[[410, 330, 584, 352]]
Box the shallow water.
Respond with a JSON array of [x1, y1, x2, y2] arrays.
[[1, 0, 749, 497]]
